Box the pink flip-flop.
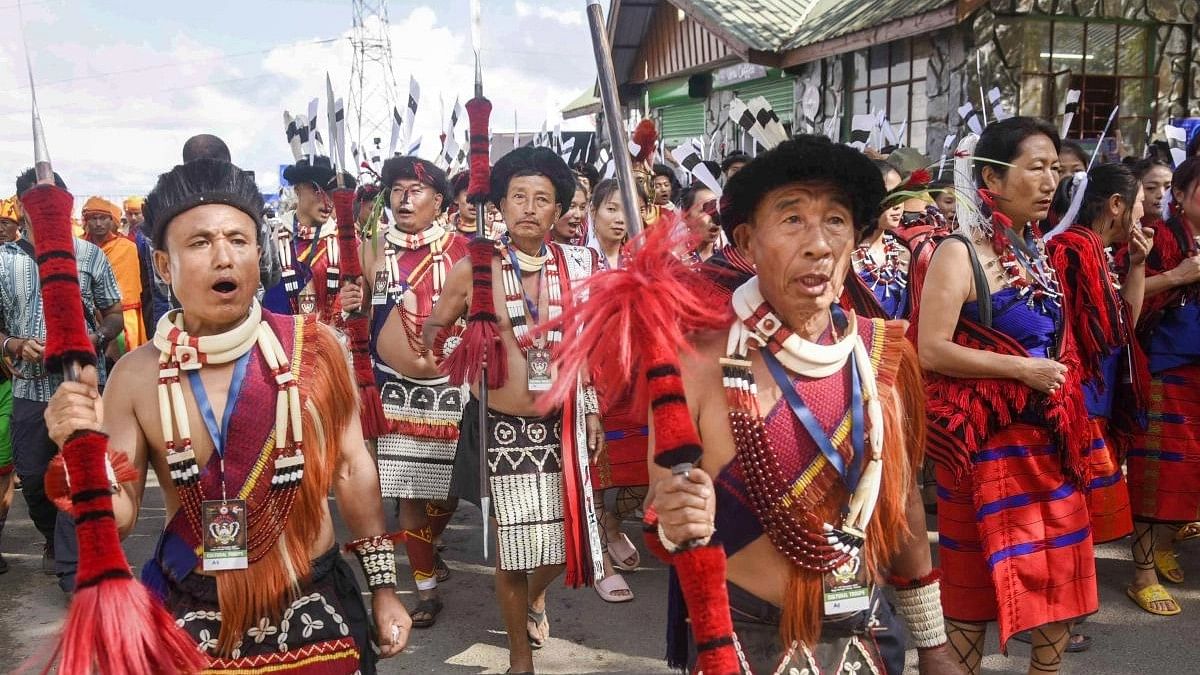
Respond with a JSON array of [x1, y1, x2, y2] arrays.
[[607, 532, 641, 572], [594, 573, 635, 603]]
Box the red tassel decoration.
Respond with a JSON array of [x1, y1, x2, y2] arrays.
[[45, 450, 139, 514], [24, 185, 205, 675], [540, 225, 740, 673], [464, 96, 493, 204], [441, 239, 506, 388], [675, 544, 741, 675], [332, 189, 389, 438]]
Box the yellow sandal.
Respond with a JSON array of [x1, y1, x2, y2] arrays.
[[1154, 549, 1185, 584], [1126, 583, 1182, 616]]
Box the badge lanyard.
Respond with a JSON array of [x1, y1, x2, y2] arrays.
[[505, 240, 549, 340], [187, 351, 252, 502], [761, 349, 865, 493]]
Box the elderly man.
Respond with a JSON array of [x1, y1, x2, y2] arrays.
[[1, 170, 124, 591], [340, 156, 470, 629], [83, 196, 146, 353], [425, 146, 605, 675], [578, 137, 960, 673], [45, 158, 409, 672]]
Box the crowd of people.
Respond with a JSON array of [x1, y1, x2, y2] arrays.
[[1, 108, 1199, 675]]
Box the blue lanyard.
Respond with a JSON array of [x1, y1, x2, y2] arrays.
[[187, 352, 252, 462], [503, 237, 546, 323], [761, 349, 866, 493]]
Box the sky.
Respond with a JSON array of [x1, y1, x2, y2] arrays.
[[0, 0, 598, 202]]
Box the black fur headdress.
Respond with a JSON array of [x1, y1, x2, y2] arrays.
[[489, 146, 575, 214], [144, 158, 263, 250]]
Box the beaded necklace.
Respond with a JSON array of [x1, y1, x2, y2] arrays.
[[723, 278, 885, 572], [499, 236, 565, 353], [382, 224, 453, 353], [978, 191, 1062, 306], [153, 302, 305, 561], [852, 233, 908, 298]]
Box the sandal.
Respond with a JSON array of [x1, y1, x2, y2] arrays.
[[1176, 522, 1200, 542], [594, 573, 635, 603], [409, 597, 444, 628], [435, 553, 451, 583], [1154, 549, 1185, 584], [607, 532, 640, 572], [1066, 633, 1093, 653], [1126, 583, 1182, 616], [526, 606, 549, 649]]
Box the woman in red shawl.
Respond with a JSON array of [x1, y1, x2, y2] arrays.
[[1125, 157, 1200, 614]]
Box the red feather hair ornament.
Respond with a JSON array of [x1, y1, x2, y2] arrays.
[[631, 119, 659, 162]]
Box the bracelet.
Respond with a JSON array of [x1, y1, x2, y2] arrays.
[[1, 336, 18, 359], [345, 534, 398, 591], [657, 521, 713, 554], [892, 575, 948, 649], [582, 385, 600, 416]]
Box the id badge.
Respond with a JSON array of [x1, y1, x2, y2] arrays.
[[526, 347, 553, 391], [202, 499, 249, 571], [822, 555, 870, 616], [371, 271, 389, 306]]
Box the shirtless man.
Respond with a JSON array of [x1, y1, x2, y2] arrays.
[[647, 137, 962, 673], [424, 146, 604, 675], [45, 158, 408, 673], [341, 156, 469, 629]]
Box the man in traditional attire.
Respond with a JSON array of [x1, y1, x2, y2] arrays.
[[82, 196, 146, 353], [425, 146, 604, 675], [553, 136, 958, 673], [449, 171, 479, 237], [44, 158, 409, 673], [340, 156, 469, 629], [2, 169, 124, 591], [262, 156, 347, 322]]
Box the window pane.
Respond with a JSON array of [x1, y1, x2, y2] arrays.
[[852, 50, 869, 89], [852, 89, 868, 116], [890, 40, 910, 81], [911, 80, 928, 122], [870, 45, 889, 87], [1085, 23, 1116, 75], [912, 40, 931, 80], [889, 83, 910, 121], [1120, 78, 1147, 117], [1019, 19, 1051, 73], [1048, 22, 1084, 74], [1118, 25, 1148, 75], [869, 87, 887, 114]]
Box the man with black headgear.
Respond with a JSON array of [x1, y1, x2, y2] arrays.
[[340, 155, 469, 630], [262, 155, 354, 322], [424, 146, 605, 675], [45, 158, 410, 673], [638, 137, 958, 673]]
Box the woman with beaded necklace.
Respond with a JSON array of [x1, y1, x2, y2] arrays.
[[853, 162, 911, 320], [915, 117, 1096, 675]]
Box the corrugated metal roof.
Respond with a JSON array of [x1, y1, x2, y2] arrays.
[[781, 0, 955, 50], [674, 0, 954, 52]]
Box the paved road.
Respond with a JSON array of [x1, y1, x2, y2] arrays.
[[1, 482, 1198, 674]]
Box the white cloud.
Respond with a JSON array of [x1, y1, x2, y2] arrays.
[[0, 3, 595, 205], [514, 1, 584, 27]]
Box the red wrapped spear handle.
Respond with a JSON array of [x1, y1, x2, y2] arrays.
[[332, 190, 388, 439], [23, 184, 203, 675]]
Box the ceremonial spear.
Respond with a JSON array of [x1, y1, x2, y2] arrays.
[[17, 3, 203, 672], [465, 0, 496, 560], [585, 1, 741, 672], [327, 74, 389, 439]]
